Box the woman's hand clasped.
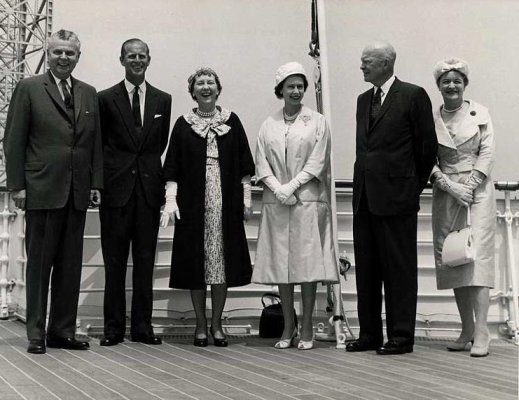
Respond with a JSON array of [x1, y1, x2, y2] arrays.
[[448, 181, 473, 207], [434, 173, 473, 207], [274, 182, 299, 205]]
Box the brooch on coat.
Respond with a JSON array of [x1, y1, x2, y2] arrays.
[[300, 115, 311, 126]]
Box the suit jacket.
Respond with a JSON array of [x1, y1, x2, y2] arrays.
[[4, 71, 103, 210], [98, 81, 172, 208], [353, 78, 437, 215]]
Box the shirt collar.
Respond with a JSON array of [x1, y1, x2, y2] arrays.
[[50, 71, 72, 88], [124, 79, 146, 95], [374, 75, 395, 96]]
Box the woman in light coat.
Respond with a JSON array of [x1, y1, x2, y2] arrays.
[[252, 62, 339, 350], [430, 58, 496, 357]]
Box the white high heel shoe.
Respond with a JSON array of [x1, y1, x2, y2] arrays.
[[446, 338, 473, 351], [274, 328, 298, 349], [297, 339, 314, 350]]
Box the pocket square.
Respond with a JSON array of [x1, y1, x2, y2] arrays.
[[154, 114, 162, 119]]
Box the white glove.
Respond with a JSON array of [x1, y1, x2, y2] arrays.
[[160, 181, 180, 227], [262, 175, 297, 206], [434, 174, 473, 207], [275, 171, 313, 205], [242, 176, 252, 221], [464, 171, 485, 191]]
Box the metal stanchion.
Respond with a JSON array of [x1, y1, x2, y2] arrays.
[[495, 181, 519, 344]]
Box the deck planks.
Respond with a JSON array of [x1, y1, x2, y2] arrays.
[[0, 319, 517, 400]]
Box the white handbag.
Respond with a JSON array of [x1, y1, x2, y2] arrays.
[[441, 205, 476, 267]]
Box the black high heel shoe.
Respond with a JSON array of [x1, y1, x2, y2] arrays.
[[210, 327, 228, 347], [194, 330, 208, 347]]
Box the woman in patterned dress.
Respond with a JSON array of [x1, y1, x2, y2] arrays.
[[161, 67, 255, 347], [252, 62, 339, 350], [430, 58, 496, 357]]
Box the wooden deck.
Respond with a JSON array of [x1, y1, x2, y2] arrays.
[[0, 319, 517, 400]]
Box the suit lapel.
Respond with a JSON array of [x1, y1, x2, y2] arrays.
[[369, 78, 401, 131], [361, 91, 371, 134], [43, 71, 70, 121], [72, 77, 83, 125], [139, 83, 159, 150], [113, 81, 139, 148]]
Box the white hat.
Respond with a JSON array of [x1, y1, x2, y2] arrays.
[[433, 58, 469, 84], [275, 62, 307, 87]]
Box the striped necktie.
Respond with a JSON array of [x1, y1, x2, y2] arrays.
[[370, 87, 382, 125]]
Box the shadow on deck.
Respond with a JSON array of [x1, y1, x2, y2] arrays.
[[0, 319, 517, 400]]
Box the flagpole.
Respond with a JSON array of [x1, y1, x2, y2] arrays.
[[314, 0, 355, 348]]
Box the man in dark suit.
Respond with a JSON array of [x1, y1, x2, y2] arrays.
[[98, 38, 171, 346], [347, 41, 437, 355], [4, 29, 103, 354]]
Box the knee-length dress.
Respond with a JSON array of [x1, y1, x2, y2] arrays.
[[252, 106, 339, 284], [162, 108, 255, 289], [432, 100, 496, 290]]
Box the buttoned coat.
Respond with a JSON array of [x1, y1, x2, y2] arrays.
[[98, 81, 172, 207], [252, 106, 339, 284], [4, 71, 103, 210], [353, 78, 438, 215], [431, 100, 496, 289]]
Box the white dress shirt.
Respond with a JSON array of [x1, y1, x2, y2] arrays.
[[50, 71, 72, 102], [124, 79, 146, 123], [373, 75, 396, 105]]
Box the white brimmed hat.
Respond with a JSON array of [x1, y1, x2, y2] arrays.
[[275, 62, 307, 87]]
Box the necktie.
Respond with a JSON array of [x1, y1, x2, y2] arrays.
[[60, 79, 73, 108], [132, 86, 142, 128], [370, 87, 382, 125]]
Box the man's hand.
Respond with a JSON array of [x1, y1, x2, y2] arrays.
[[90, 189, 101, 207], [12, 189, 26, 210]]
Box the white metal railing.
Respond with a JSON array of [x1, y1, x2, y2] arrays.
[[1, 182, 518, 343]]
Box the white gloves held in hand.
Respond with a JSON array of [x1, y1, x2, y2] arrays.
[[263, 172, 313, 206], [434, 173, 473, 207], [160, 181, 180, 227]]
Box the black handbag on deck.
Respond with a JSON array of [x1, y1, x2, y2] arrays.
[[259, 293, 298, 338]]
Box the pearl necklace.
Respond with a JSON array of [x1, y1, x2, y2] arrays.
[[196, 108, 217, 118], [442, 103, 464, 113], [283, 108, 301, 122]]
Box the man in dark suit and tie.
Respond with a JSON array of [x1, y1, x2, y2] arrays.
[[4, 29, 103, 354], [98, 38, 171, 346], [347, 41, 437, 355]]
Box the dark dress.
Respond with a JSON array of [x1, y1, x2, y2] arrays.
[[163, 108, 255, 289]]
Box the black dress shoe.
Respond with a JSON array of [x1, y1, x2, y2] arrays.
[[210, 327, 228, 347], [376, 340, 413, 355], [47, 337, 90, 350], [100, 336, 124, 346], [131, 334, 162, 345], [346, 339, 381, 352], [27, 340, 46, 354]]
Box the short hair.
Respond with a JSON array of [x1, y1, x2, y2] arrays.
[[365, 40, 396, 68], [48, 29, 81, 51], [120, 38, 150, 58], [187, 67, 222, 100], [274, 74, 309, 99]]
